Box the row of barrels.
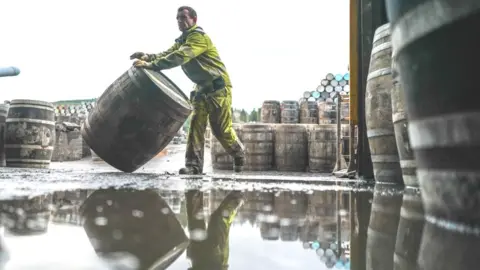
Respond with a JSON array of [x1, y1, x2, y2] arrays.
[[365, 1, 480, 266], [299, 72, 351, 104], [210, 123, 354, 173], [0, 99, 56, 168], [261, 100, 350, 125]]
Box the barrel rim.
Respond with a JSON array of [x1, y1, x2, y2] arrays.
[[373, 23, 391, 40], [9, 99, 54, 108], [140, 68, 192, 111], [263, 100, 281, 104]]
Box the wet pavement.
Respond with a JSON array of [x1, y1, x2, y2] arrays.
[[0, 144, 423, 270]]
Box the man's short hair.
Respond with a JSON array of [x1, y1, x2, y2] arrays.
[[178, 6, 197, 19]]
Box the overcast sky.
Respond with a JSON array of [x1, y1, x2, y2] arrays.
[[0, 0, 349, 111]]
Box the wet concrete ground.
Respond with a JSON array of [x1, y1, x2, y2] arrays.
[[0, 144, 377, 269]]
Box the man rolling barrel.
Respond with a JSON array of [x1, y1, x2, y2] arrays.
[[130, 6, 245, 175]]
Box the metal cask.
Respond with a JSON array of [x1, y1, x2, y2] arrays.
[[5, 99, 56, 168], [210, 123, 242, 170], [365, 23, 403, 185], [308, 124, 337, 173], [261, 100, 281, 123], [241, 124, 274, 171], [385, 1, 480, 269], [82, 67, 192, 172], [274, 124, 308, 172]]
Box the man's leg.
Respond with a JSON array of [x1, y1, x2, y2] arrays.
[[181, 93, 208, 174], [207, 87, 245, 173]]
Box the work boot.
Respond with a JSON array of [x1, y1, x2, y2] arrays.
[[233, 156, 245, 173], [179, 166, 202, 175]]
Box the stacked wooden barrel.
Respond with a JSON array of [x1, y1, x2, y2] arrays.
[[4, 99, 56, 168]]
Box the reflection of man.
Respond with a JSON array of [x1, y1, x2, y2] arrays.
[[185, 190, 245, 269]]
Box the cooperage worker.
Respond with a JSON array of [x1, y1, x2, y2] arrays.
[[130, 6, 245, 175]]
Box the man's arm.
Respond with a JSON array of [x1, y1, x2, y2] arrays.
[[151, 32, 208, 70], [145, 43, 180, 61]]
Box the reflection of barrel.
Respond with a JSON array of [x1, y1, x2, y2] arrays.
[[0, 104, 8, 167], [280, 101, 299, 123], [5, 99, 56, 168], [261, 100, 281, 123], [260, 222, 280, 240], [391, 58, 417, 187], [394, 188, 424, 270], [211, 123, 242, 170], [0, 194, 52, 235], [280, 225, 299, 241], [241, 124, 274, 171], [90, 149, 103, 161], [81, 189, 188, 269], [366, 183, 403, 270], [318, 101, 337, 124], [82, 67, 192, 173], [300, 101, 318, 124], [385, 2, 480, 269], [274, 124, 308, 172], [365, 23, 403, 185], [308, 125, 336, 173]]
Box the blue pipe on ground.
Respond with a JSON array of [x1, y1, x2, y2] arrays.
[[0, 66, 20, 77]]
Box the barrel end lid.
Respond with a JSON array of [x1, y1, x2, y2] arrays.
[[140, 68, 192, 111]]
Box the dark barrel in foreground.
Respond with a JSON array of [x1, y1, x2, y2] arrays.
[[5, 99, 56, 168], [82, 67, 192, 172], [365, 23, 403, 185], [386, 1, 480, 269]]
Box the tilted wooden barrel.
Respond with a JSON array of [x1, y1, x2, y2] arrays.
[[5, 99, 56, 168], [82, 67, 192, 172], [365, 23, 403, 185], [386, 1, 480, 269]]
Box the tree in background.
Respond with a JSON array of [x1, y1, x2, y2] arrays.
[[240, 109, 248, 122], [249, 108, 258, 122]]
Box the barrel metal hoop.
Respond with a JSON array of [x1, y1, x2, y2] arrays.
[[409, 111, 480, 149], [127, 68, 144, 89], [392, 112, 407, 123], [5, 144, 54, 150], [6, 118, 55, 125], [426, 215, 480, 236], [391, 0, 480, 55], [367, 67, 392, 81], [371, 41, 392, 55], [373, 29, 391, 44], [371, 154, 400, 163], [400, 160, 417, 169], [6, 158, 51, 163], [8, 104, 55, 112], [367, 128, 395, 137]]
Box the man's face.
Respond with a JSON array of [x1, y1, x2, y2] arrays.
[[177, 9, 195, 32]]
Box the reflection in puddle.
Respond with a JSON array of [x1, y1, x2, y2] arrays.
[[0, 185, 421, 269]]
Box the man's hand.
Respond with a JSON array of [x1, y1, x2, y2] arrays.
[[129, 52, 149, 61], [133, 60, 154, 69]]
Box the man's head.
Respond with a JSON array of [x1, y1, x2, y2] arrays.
[[177, 6, 197, 32]]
